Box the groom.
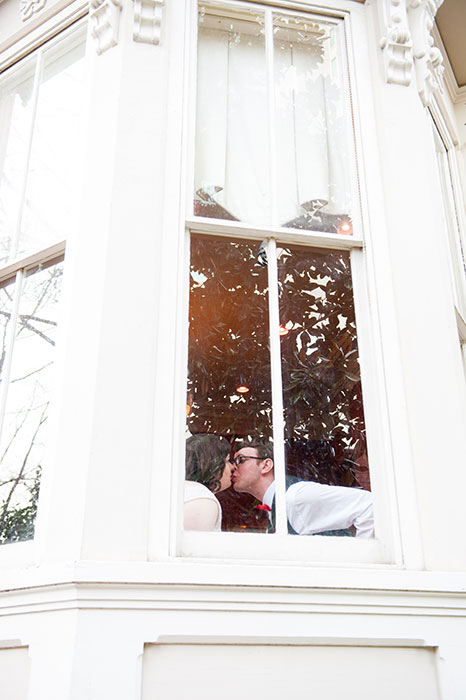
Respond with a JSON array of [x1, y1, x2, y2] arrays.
[[231, 439, 374, 537]]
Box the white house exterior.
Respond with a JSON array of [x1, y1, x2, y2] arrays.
[[0, 0, 466, 697]]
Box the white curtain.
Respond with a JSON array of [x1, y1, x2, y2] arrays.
[[195, 21, 350, 226], [195, 28, 229, 202], [196, 25, 270, 225]]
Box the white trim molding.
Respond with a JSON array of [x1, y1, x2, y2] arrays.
[[20, 0, 47, 21], [90, 0, 122, 54], [379, 0, 413, 87], [133, 0, 163, 44], [408, 0, 444, 106]]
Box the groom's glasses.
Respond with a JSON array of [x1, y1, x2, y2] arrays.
[[232, 455, 265, 467]]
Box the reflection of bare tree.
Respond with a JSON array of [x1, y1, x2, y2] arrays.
[[0, 309, 57, 347], [0, 261, 63, 543], [1, 402, 47, 514], [0, 467, 40, 544], [0, 284, 13, 379]]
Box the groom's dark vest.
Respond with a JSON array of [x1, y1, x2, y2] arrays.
[[268, 476, 353, 537]]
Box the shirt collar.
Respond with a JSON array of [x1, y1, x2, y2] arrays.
[[262, 481, 276, 509]]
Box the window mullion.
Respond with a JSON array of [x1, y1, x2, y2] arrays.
[[266, 10, 287, 533], [265, 9, 278, 228], [9, 49, 43, 262], [267, 237, 287, 536], [0, 270, 24, 439]]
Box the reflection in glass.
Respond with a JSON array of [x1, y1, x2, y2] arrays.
[[277, 245, 370, 493], [195, 5, 353, 234], [0, 260, 63, 543], [186, 234, 271, 531], [0, 279, 15, 385], [0, 58, 36, 263], [0, 24, 86, 264], [185, 236, 372, 533], [273, 15, 352, 233], [19, 27, 87, 256]]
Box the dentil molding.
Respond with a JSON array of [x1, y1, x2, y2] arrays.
[[379, 0, 445, 105], [89, 0, 164, 53]]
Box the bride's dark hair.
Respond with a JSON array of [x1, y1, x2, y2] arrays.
[[185, 434, 230, 493]]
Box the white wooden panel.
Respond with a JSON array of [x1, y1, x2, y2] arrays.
[[0, 647, 30, 700], [142, 643, 440, 700]]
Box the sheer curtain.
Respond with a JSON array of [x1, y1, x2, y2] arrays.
[[195, 22, 270, 225], [195, 13, 350, 228]]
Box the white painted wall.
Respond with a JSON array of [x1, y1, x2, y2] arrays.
[[142, 643, 442, 700], [0, 646, 30, 700]]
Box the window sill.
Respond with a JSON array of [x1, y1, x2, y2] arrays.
[[0, 539, 34, 568], [179, 530, 390, 566]]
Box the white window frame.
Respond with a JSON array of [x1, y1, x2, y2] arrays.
[[157, 0, 404, 567]]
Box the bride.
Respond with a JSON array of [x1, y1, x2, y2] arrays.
[[184, 434, 233, 531]]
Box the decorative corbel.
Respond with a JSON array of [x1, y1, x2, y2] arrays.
[[407, 0, 445, 106], [20, 0, 47, 21], [90, 0, 123, 55], [133, 0, 164, 45], [379, 0, 413, 86]]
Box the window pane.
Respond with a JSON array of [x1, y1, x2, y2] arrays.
[[0, 278, 16, 385], [194, 4, 354, 234], [274, 15, 353, 233], [19, 25, 87, 255], [195, 5, 269, 226], [0, 260, 63, 543], [0, 56, 36, 263], [278, 245, 371, 535], [186, 234, 271, 532]]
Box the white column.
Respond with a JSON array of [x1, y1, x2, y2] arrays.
[[35, 0, 169, 562]]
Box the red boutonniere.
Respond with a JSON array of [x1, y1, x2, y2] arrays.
[[255, 504, 271, 512]]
